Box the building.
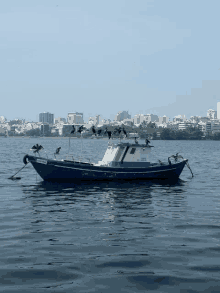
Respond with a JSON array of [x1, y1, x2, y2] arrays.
[[166, 122, 179, 131], [190, 116, 201, 123], [198, 121, 211, 133], [211, 122, 220, 133], [88, 115, 100, 125], [122, 118, 133, 126], [67, 112, 84, 124], [99, 119, 111, 126], [133, 114, 146, 124], [158, 115, 169, 124], [40, 123, 50, 136], [115, 111, 131, 122], [39, 112, 54, 124], [54, 117, 66, 124], [173, 114, 186, 123], [200, 116, 210, 123], [0, 116, 6, 123], [178, 122, 193, 130], [145, 114, 158, 123], [217, 102, 220, 119], [207, 109, 217, 119]]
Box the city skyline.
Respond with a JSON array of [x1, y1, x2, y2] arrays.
[[1, 104, 220, 124]]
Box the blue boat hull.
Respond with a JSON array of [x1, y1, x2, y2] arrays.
[[26, 155, 188, 182]]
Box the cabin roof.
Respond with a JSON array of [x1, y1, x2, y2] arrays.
[[113, 142, 153, 148]]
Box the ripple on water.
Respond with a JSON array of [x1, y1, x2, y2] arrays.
[[0, 139, 220, 292]]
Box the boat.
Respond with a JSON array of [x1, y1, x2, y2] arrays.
[[22, 139, 191, 182]]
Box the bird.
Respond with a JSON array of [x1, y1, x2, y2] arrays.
[[113, 127, 122, 135], [31, 144, 44, 155], [97, 129, 102, 136], [77, 125, 85, 134], [145, 138, 150, 146], [169, 153, 183, 162], [55, 147, 61, 154], [71, 125, 75, 134], [91, 125, 96, 135], [121, 127, 127, 137], [104, 128, 112, 139]]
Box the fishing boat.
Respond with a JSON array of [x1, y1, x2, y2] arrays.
[[22, 139, 191, 182]]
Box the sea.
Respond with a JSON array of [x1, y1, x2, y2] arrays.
[[0, 137, 220, 293]]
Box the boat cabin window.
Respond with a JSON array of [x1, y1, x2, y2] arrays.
[[130, 148, 136, 154]]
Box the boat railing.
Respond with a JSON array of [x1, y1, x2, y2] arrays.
[[65, 154, 92, 164]]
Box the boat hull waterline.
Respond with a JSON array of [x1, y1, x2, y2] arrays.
[[25, 155, 188, 182]]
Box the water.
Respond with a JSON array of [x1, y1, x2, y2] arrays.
[[0, 137, 220, 292]]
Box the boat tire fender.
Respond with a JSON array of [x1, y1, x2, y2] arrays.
[[23, 154, 29, 165]]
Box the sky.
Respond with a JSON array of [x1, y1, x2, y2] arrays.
[[1, 0, 220, 122]]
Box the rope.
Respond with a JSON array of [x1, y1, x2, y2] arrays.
[[8, 162, 29, 180], [186, 161, 194, 177]]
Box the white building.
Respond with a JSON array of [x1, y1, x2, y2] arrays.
[[207, 109, 217, 119], [198, 121, 211, 133], [173, 114, 186, 122], [217, 102, 220, 119], [158, 115, 169, 124], [144, 114, 158, 123], [211, 122, 220, 133], [54, 117, 66, 124], [133, 114, 145, 124], [67, 112, 84, 124], [178, 122, 193, 130], [99, 119, 111, 126], [0, 116, 6, 123], [166, 122, 179, 131], [88, 115, 100, 125], [115, 111, 131, 122]]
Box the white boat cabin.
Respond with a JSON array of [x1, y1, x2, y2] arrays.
[[96, 142, 153, 167]]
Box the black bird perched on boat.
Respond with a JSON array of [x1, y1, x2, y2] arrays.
[[121, 127, 127, 137], [145, 138, 150, 146], [31, 144, 43, 155], [113, 126, 127, 138], [91, 125, 96, 136], [55, 147, 61, 154], [71, 125, 76, 134], [113, 127, 120, 135], [168, 153, 184, 164], [104, 128, 112, 139], [54, 147, 61, 158], [97, 129, 102, 136], [77, 125, 85, 134]]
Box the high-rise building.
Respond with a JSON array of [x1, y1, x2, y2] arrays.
[[67, 112, 84, 124], [115, 111, 131, 122], [40, 123, 50, 136], [39, 112, 54, 124], [207, 109, 217, 119], [217, 102, 220, 119]]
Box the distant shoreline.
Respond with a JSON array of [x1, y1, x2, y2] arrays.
[[1, 136, 219, 141]]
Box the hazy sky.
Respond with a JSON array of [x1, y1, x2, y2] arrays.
[[1, 0, 220, 122]]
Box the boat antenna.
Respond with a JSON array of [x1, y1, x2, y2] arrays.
[[69, 125, 75, 153], [77, 125, 85, 160]]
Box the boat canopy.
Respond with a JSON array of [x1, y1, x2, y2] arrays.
[[96, 142, 153, 167]]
